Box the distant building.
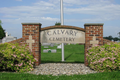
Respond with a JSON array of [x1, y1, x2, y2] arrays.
[[2, 32, 17, 43]]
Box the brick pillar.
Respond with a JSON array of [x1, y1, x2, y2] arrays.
[[84, 23, 104, 66], [22, 23, 42, 66]]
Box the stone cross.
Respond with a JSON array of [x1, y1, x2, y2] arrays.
[[90, 35, 99, 47], [26, 35, 35, 51]]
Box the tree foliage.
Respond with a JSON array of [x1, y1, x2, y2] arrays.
[[0, 20, 6, 39], [0, 20, 1, 25], [103, 35, 120, 41], [113, 37, 120, 41], [55, 22, 61, 25], [118, 32, 120, 38]]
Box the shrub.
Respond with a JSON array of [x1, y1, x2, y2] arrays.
[[87, 42, 120, 72], [0, 42, 38, 73], [0, 43, 8, 51]]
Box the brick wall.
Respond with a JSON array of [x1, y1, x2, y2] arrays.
[[84, 23, 104, 66], [2, 23, 114, 67], [3, 23, 41, 66], [21, 23, 42, 66]]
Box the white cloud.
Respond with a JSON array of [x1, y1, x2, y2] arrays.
[[0, 0, 120, 24], [41, 17, 59, 21], [1, 0, 119, 39], [34, 1, 55, 7], [49, 0, 114, 7]]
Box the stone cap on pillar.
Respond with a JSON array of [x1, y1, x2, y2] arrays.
[[84, 23, 104, 26], [21, 23, 42, 25]]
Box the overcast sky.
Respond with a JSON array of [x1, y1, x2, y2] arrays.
[[0, 0, 120, 39]]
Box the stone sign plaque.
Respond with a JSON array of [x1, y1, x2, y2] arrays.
[[40, 28, 85, 43]]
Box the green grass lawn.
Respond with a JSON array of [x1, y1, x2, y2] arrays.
[[1, 70, 120, 80], [41, 43, 84, 63], [0, 44, 120, 80]]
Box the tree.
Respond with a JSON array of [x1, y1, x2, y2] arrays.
[[104, 35, 120, 42], [0, 20, 6, 39], [117, 32, 120, 41], [113, 37, 119, 42], [0, 20, 1, 25], [108, 35, 113, 41], [55, 22, 61, 25], [103, 37, 109, 40], [118, 32, 120, 38], [103, 35, 113, 41]]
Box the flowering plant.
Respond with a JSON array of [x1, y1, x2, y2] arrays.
[[87, 42, 120, 72], [0, 42, 37, 72]]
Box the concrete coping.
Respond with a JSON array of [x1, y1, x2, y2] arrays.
[[84, 23, 104, 26], [21, 23, 42, 25]]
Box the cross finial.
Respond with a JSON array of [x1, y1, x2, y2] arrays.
[[26, 35, 35, 51], [90, 34, 99, 47]]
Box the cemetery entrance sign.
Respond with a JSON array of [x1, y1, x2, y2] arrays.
[[41, 28, 85, 43], [8, 23, 104, 67]]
